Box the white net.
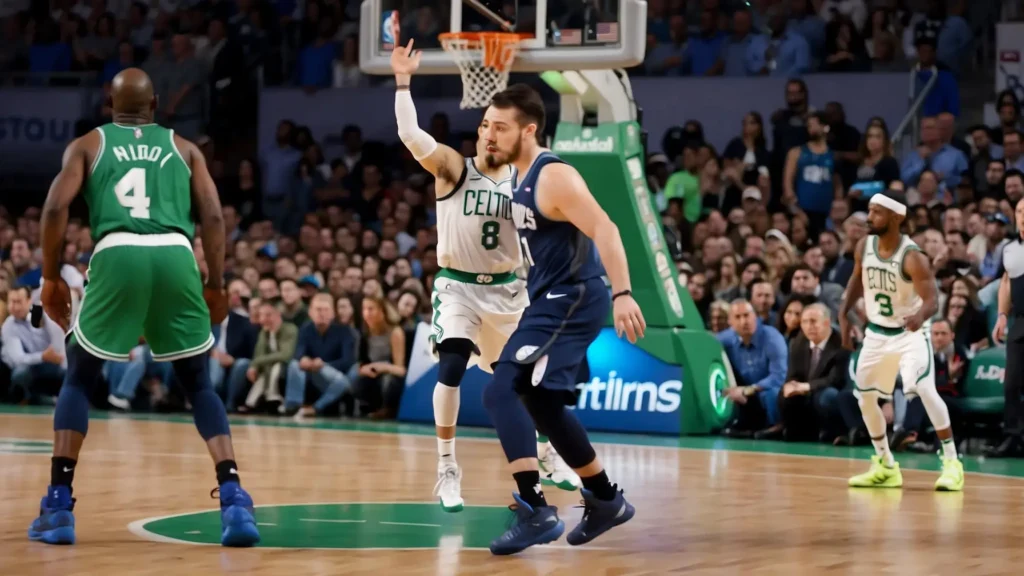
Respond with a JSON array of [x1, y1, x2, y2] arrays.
[[440, 33, 525, 109]]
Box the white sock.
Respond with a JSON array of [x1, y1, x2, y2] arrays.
[[537, 440, 550, 460], [859, 392, 895, 467], [940, 437, 957, 460], [438, 438, 455, 462]]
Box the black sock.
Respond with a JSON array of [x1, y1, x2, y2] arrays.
[[216, 460, 240, 486], [581, 470, 617, 501], [513, 471, 547, 509], [51, 457, 77, 489]]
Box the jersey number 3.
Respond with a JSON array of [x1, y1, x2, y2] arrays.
[[114, 167, 152, 219], [874, 293, 894, 317]]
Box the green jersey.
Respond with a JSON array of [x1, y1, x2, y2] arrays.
[[85, 123, 195, 242]]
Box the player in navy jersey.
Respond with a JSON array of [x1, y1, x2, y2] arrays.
[[477, 84, 645, 555]]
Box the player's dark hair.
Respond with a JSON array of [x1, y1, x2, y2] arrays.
[[490, 83, 546, 135]]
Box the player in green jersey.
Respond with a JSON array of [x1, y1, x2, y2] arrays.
[[29, 68, 260, 547]]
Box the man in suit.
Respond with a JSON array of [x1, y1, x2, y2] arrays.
[[790, 263, 845, 321], [777, 303, 849, 441], [211, 279, 259, 411]]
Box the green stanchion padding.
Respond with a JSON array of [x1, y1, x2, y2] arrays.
[[957, 347, 1006, 414], [554, 121, 729, 434]]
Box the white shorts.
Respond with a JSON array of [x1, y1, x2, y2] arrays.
[[431, 271, 528, 374], [854, 322, 935, 399]]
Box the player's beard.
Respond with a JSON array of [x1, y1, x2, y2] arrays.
[[868, 221, 890, 235]]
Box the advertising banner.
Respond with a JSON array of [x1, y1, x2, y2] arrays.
[[996, 23, 1024, 105], [399, 323, 686, 435], [0, 88, 86, 175]]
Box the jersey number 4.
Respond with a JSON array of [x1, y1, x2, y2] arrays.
[[874, 293, 894, 317], [114, 167, 152, 219]]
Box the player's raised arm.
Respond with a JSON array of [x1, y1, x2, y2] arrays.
[[179, 135, 225, 291], [536, 163, 646, 343], [392, 39, 464, 185], [838, 237, 867, 350], [902, 249, 939, 332]]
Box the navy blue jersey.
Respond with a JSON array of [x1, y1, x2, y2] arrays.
[[795, 144, 835, 214], [511, 151, 606, 301]]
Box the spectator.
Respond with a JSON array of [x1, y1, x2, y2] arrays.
[[824, 102, 863, 190], [28, 18, 72, 76], [279, 278, 309, 327], [285, 293, 358, 417], [944, 288, 989, 353], [164, 32, 206, 139], [1, 287, 66, 403], [687, 8, 726, 76], [238, 300, 298, 414], [787, 0, 826, 68], [714, 8, 762, 77], [913, 30, 960, 118], [141, 32, 172, 121], [822, 15, 869, 72], [127, 3, 153, 51], [968, 126, 1003, 197], [296, 19, 337, 89], [819, 230, 853, 286], [210, 279, 258, 411], [712, 254, 740, 300], [333, 35, 366, 87], [979, 213, 1010, 284], [750, 279, 776, 326], [645, 14, 688, 76], [936, 0, 972, 76], [900, 116, 968, 191], [990, 90, 1022, 146], [664, 144, 702, 223], [723, 112, 770, 188], [776, 294, 813, 343], [1005, 170, 1024, 208], [778, 303, 848, 442], [260, 120, 303, 233], [353, 295, 406, 419], [747, 11, 810, 78], [906, 169, 945, 208], [688, 272, 713, 324], [105, 343, 173, 411], [717, 299, 788, 438], [783, 112, 841, 237], [10, 237, 41, 288], [819, 0, 868, 32], [1002, 131, 1024, 173]]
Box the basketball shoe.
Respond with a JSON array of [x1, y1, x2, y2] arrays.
[[489, 492, 565, 555], [214, 481, 261, 547], [28, 485, 76, 545], [434, 462, 464, 512], [539, 445, 582, 491], [934, 457, 964, 492], [566, 487, 635, 546], [848, 455, 904, 488]]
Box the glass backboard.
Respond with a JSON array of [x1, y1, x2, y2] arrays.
[[359, 0, 646, 74]]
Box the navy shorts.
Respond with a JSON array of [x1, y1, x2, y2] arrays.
[[497, 277, 609, 394]]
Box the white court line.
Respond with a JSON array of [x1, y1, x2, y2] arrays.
[[257, 523, 277, 526], [380, 521, 442, 528], [299, 518, 367, 524]]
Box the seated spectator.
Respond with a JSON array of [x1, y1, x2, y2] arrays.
[[822, 15, 869, 72], [353, 295, 407, 419], [819, 230, 853, 286], [210, 279, 258, 411], [10, 237, 41, 288], [1, 287, 66, 403], [819, 0, 868, 31], [644, 14, 688, 76], [778, 303, 849, 442], [237, 300, 297, 414], [944, 291, 989, 353], [715, 8, 762, 77], [279, 278, 309, 327], [776, 293, 813, 342], [105, 343, 173, 411], [284, 293, 358, 417], [295, 20, 338, 89], [912, 32, 960, 118], [717, 300, 788, 438], [790, 263, 844, 321], [890, 319, 966, 452], [723, 113, 770, 187], [750, 279, 776, 326], [746, 11, 810, 78], [712, 254, 740, 300], [686, 8, 726, 77]]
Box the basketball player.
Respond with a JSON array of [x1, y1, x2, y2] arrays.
[[476, 84, 644, 555], [839, 191, 964, 491], [31, 68, 260, 546], [390, 40, 580, 513]]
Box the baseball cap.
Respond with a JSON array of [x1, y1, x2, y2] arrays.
[[742, 187, 762, 202], [298, 274, 322, 289], [257, 243, 279, 259], [987, 212, 1010, 225], [765, 229, 791, 246]]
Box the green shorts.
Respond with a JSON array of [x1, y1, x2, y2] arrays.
[[72, 232, 214, 362]]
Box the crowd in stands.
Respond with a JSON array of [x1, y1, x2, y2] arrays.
[[0, 0, 1022, 457]]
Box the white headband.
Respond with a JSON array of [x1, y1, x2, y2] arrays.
[[869, 194, 907, 216]]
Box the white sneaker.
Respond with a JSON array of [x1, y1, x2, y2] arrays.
[[539, 446, 581, 491], [433, 463, 464, 513], [107, 393, 130, 411]]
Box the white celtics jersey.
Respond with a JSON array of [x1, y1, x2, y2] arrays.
[[861, 235, 923, 328], [436, 158, 521, 274]]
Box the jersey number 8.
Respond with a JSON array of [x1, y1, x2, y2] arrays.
[[114, 167, 152, 219], [481, 220, 499, 250]]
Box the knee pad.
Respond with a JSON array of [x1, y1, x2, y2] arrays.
[[436, 338, 474, 387]]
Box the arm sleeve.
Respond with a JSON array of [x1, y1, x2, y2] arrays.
[[395, 89, 438, 160]]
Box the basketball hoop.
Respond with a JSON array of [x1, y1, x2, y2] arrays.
[[439, 32, 530, 109]]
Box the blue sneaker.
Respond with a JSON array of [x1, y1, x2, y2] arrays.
[[213, 482, 260, 547], [28, 485, 76, 545], [489, 493, 565, 556], [566, 487, 634, 546]]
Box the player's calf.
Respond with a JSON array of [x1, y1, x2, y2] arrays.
[[432, 339, 474, 512]]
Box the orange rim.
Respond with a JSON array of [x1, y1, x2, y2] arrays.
[[439, 32, 531, 71]]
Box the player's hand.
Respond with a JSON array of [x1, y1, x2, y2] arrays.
[[613, 295, 646, 344], [839, 318, 855, 351], [204, 285, 229, 325], [904, 311, 926, 333], [41, 277, 72, 331], [993, 314, 1008, 345], [390, 39, 422, 77]]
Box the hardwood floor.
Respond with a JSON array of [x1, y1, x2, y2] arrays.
[[1, 408, 1021, 575]]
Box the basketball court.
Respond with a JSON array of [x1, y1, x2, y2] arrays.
[[2, 405, 1024, 574]]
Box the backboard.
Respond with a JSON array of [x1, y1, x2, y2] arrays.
[[359, 0, 647, 75]]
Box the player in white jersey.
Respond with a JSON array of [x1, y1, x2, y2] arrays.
[[839, 192, 964, 491], [391, 39, 580, 512]]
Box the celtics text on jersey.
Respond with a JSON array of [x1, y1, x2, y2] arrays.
[[435, 158, 521, 275], [86, 123, 194, 242], [861, 235, 923, 328]]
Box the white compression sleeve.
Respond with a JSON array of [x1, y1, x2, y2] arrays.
[[395, 89, 438, 161]]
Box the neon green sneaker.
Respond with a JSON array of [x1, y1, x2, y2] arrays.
[[934, 457, 964, 492], [848, 455, 903, 488]]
